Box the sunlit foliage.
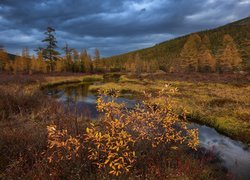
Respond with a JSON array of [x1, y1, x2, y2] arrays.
[[45, 86, 198, 177]]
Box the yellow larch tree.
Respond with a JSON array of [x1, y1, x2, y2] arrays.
[[180, 34, 201, 72], [82, 50, 92, 73], [216, 34, 242, 72], [55, 59, 64, 72], [198, 35, 216, 72], [240, 38, 250, 71], [0, 48, 9, 71]]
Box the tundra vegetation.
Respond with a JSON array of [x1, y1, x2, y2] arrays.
[[0, 19, 249, 178], [0, 74, 230, 179]]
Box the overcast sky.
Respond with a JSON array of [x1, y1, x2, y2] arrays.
[[0, 0, 249, 57]]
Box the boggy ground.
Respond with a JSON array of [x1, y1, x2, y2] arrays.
[[90, 72, 250, 145], [0, 73, 228, 179]]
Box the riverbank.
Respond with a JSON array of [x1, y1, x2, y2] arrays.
[[89, 73, 250, 145], [2, 72, 248, 144], [0, 73, 227, 179]]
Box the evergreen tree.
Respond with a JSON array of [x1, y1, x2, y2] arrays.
[[42, 27, 60, 72]]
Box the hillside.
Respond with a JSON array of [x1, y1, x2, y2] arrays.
[[103, 16, 250, 72]]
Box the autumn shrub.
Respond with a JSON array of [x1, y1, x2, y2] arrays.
[[43, 85, 199, 178]]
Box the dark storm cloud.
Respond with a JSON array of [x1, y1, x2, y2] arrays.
[[0, 0, 249, 57]]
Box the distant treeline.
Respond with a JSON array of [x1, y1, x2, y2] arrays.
[[0, 47, 103, 74], [99, 34, 246, 73], [101, 17, 250, 73], [0, 27, 100, 74], [0, 33, 246, 74], [0, 18, 249, 74], [101, 37, 249, 74]]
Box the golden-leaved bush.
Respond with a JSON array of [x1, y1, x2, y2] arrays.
[[47, 125, 80, 164], [85, 85, 199, 176], [46, 85, 199, 177]]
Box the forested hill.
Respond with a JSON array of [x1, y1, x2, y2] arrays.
[[101, 16, 250, 73]]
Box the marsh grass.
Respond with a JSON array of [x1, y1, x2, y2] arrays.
[[0, 74, 226, 179], [92, 74, 250, 144]]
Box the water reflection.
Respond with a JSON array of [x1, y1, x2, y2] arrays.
[[190, 123, 250, 179], [44, 82, 138, 119]]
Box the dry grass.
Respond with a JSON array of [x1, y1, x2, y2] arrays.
[[92, 74, 250, 144]]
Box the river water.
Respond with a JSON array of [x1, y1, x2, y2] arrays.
[[44, 81, 250, 179]]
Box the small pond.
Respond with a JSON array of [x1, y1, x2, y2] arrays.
[[44, 80, 250, 179]]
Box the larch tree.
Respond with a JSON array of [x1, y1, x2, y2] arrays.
[[4, 61, 13, 73], [216, 34, 242, 72], [37, 52, 47, 73], [72, 49, 79, 72], [31, 52, 46, 73], [13, 55, 25, 74], [62, 43, 73, 72], [80, 49, 92, 73], [93, 48, 101, 72], [0, 48, 9, 71], [55, 59, 64, 73], [30, 55, 38, 74], [134, 53, 143, 75], [94, 48, 100, 60], [22, 47, 31, 73], [198, 35, 216, 72], [240, 38, 250, 71], [180, 34, 201, 72], [124, 55, 134, 72]]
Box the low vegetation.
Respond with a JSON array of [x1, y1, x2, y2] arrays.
[[0, 74, 227, 179], [92, 73, 250, 144]]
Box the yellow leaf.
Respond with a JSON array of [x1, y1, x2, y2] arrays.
[[171, 146, 178, 150], [104, 159, 109, 165]]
